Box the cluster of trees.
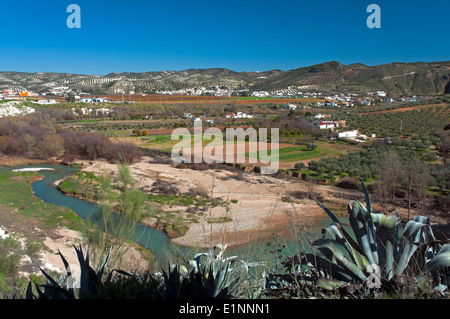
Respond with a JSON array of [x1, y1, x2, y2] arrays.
[[307, 147, 388, 180], [305, 145, 449, 209], [343, 106, 449, 141], [0, 108, 141, 163]]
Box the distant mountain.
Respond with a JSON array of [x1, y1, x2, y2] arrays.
[[1, 61, 449, 95], [250, 61, 450, 95]]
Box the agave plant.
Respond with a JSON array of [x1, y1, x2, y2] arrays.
[[27, 245, 131, 299], [160, 244, 266, 299], [189, 244, 266, 298], [279, 178, 449, 294]]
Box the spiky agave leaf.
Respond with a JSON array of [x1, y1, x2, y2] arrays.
[[33, 266, 75, 299], [162, 264, 181, 299], [395, 216, 434, 275], [73, 244, 100, 298], [97, 246, 112, 280], [297, 253, 355, 283], [321, 223, 370, 271], [348, 200, 379, 266], [314, 199, 364, 256], [424, 244, 450, 273], [370, 213, 400, 280], [312, 238, 368, 282], [57, 248, 74, 297], [26, 281, 36, 299], [358, 176, 372, 214]]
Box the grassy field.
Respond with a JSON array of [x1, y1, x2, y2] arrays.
[[113, 132, 358, 170], [0, 170, 83, 237], [244, 140, 358, 166]]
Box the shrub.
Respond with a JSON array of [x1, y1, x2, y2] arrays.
[[306, 142, 318, 151], [151, 179, 179, 195], [335, 177, 360, 190]]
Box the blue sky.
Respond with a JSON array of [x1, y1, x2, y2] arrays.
[[0, 0, 449, 75]]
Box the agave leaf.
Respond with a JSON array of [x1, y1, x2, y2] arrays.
[[425, 244, 450, 273], [372, 214, 400, 280], [205, 265, 222, 297], [358, 176, 372, 214], [39, 284, 76, 299], [322, 223, 369, 270], [97, 246, 112, 279], [316, 277, 349, 290], [372, 213, 400, 230], [299, 253, 354, 282], [313, 238, 368, 282], [384, 240, 395, 280], [348, 200, 378, 265], [315, 200, 365, 257], [73, 244, 90, 296], [57, 249, 74, 298], [73, 244, 99, 298], [162, 264, 181, 299], [34, 282, 48, 299], [314, 199, 340, 224], [26, 281, 36, 299], [214, 265, 229, 297], [356, 199, 379, 264], [413, 216, 437, 243], [395, 218, 430, 274], [39, 266, 62, 289]]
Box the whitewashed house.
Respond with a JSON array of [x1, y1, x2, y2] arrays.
[[316, 121, 338, 130], [314, 113, 331, 119], [338, 130, 359, 138]]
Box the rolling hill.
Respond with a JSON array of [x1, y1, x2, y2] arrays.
[[1, 61, 449, 95]]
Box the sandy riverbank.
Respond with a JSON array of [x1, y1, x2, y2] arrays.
[[75, 156, 337, 248]]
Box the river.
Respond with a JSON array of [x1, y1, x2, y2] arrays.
[[4, 164, 183, 261], [3, 164, 338, 265]]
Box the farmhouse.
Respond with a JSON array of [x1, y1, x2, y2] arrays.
[[35, 99, 58, 105], [315, 121, 338, 130], [235, 112, 253, 119], [225, 112, 253, 119], [251, 91, 269, 97], [314, 113, 331, 119], [92, 97, 108, 103], [338, 130, 359, 138]]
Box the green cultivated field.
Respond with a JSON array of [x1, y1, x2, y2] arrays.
[[244, 141, 356, 163]]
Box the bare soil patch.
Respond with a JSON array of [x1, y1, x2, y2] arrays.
[[77, 157, 329, 248]]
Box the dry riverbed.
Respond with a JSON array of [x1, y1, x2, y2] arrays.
[[75, 156, 337, 248]]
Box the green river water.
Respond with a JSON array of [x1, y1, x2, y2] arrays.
[[2, 164, 341, 264]]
